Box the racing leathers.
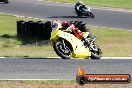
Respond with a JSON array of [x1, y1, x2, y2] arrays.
[[61, 21, 90, 46]]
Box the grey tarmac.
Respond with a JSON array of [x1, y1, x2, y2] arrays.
[[0, 58, 132, 79]]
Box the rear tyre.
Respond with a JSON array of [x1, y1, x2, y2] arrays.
[[53, 39, 72, 59]]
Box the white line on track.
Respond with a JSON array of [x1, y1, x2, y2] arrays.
[[46, 57, 132, 59], [36, 0, 43, 1], [0, 57, 6, 58], [0, 57, 132, 59], [101, 57, 132, 59]]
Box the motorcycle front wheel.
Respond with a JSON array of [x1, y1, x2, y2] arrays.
[[53, 39, 72, 59], [88, 12, 94, 18], [90, 44, 102, 59]]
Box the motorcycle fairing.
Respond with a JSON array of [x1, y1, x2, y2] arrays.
[[51, 29, 91, 58]]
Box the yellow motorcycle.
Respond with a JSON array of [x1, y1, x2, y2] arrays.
[[50, 23, 102, 59]]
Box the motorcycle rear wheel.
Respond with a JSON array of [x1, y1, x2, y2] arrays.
[[53, 39, 72, 59], [77, 13, 82, 17]]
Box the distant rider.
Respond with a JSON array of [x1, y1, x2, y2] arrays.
[[75, 2, 87, 13]]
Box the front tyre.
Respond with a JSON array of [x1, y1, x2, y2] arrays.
[[90, 44, 102, 59], [89, 12, 94, 18], [53, 39, 72, 59]]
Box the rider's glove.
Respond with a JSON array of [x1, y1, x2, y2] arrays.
[[66, 26, 73, 32], [65, 24, 75, 32]]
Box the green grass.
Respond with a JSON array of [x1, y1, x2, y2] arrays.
[[0, 14, 58, 57], [46, 0, 132, 9], [0, 46, 57, 57], [90, 26, 132, 57], [0, 14, 32, 36], [0, 14, 132, 57]]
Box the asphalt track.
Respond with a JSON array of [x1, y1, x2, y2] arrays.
[[0, 58, 131, 79], [0, 0, 132, 80], [0, 0, 132, 29]]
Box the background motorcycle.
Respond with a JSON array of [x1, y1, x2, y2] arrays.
[[74, 3, 94, 18], [0, 0, 9, 3]]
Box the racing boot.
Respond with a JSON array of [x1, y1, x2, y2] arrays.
[[83, 37, 91, 47]]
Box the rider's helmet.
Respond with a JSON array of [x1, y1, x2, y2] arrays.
[[51, 20, 60, 28], [78, 1, 84, 5], [76, 2, 80, 6]]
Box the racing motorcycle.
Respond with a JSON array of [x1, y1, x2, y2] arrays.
[[50, 22, 102, 59], [74, 2, 94, 18], [0, 0, 9, 3]]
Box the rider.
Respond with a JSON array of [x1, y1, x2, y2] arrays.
[[52, 20, 90, 46], [75, 2, 87, 13]]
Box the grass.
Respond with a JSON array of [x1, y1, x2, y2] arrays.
[[0, 46, 57, 57], [0, 80, 131, 88], [0, 13, 58, 57], [46, 0, 132, 9], [90, 26, 132, 57], [0, 14, 132, 57]]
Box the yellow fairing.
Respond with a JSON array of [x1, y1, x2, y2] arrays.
[[50, 27, 60, 42], [50, 28, 91, 59]]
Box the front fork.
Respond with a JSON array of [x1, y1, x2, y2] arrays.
[[84, 36, 97, 47]]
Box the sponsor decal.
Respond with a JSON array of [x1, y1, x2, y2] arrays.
[[76, 67, 131, 85]]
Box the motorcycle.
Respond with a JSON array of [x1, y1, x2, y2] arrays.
[[74, 2, 94, 18], [0, 0, 9, 3], [50, 23, 102, 59]]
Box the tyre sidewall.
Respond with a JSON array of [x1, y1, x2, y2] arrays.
[[90, 45, 102, 59], [53, 40, 71, 59], [90, 52, 102, 59], [89, 12, 94, 18]]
